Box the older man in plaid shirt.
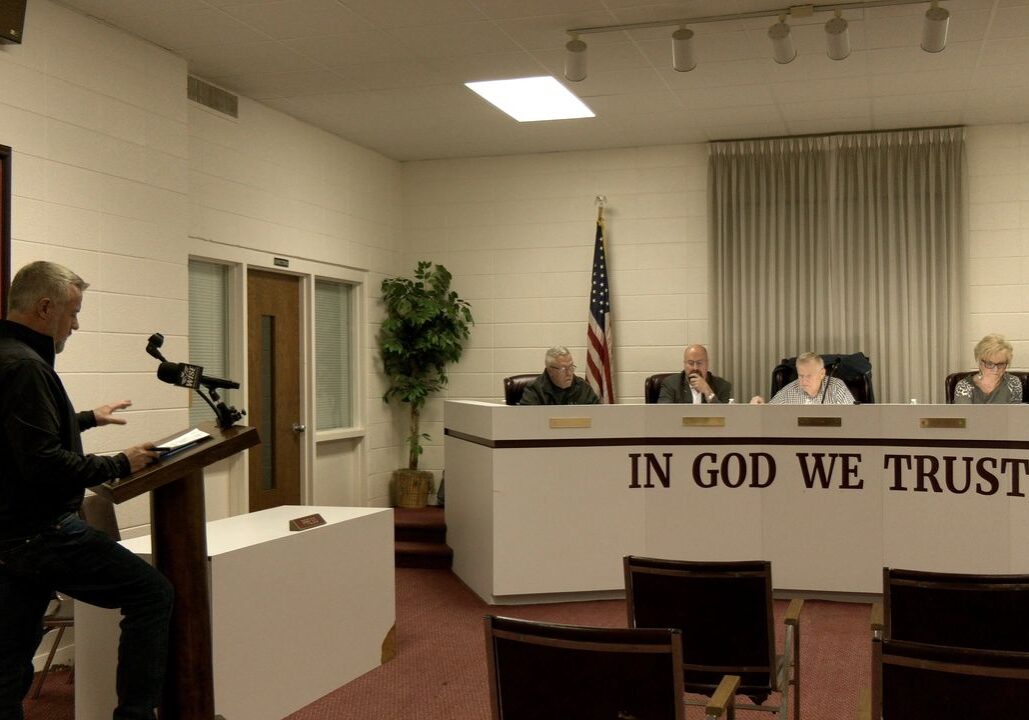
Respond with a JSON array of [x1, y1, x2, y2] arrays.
[[751, 352, 855, 405]]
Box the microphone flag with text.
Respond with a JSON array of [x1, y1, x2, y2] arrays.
[[157, 361, 240, 391]]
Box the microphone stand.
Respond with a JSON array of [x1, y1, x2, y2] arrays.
[[821, 359, 840, 404], [195, 384, 245, 429]]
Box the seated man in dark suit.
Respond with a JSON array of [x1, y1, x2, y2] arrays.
[[658, 344, 732, 404], [519, 346, 600, 406]]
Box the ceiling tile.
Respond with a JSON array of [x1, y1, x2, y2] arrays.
[[219, 0, 372, 39]]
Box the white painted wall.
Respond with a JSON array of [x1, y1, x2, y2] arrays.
[[965, 125, 1029, 364]]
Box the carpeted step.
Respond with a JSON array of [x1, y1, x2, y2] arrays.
[[394, 506, 452, 569], [394, 506, 447, 544], [394, 540, 453, 569]]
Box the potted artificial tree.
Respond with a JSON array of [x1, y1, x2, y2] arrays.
[[380, 261, 473, 507]]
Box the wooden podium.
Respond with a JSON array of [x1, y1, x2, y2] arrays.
[[93, 422, 259, 720]]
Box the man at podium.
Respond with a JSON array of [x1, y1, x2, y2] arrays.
[[0, 261, 171, 720]]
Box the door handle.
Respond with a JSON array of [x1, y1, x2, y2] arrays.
[[292, 423, 306, 433]]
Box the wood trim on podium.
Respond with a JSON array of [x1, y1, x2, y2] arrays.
[[95, 422, 260, 720]]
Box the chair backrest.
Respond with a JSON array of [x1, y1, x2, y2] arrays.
[[503, 374, 538, 406], [80, 493, 121, 541], [877, 638, 1029, 719], [624, 556, 775, 696], [644, 373, 676, 404], [770, 352, 874, 403], [945, 370, 1029, 403], [883, 567, 1029, 651], [484, 615, 685, 720]]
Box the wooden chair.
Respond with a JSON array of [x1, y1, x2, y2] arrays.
[[503, 374, 538, 405], [624, 556, 802, 720], [484, 614, 740, 720], [873, 567, 1029, 651], [861, 638, 1029, 720], [31, 596, 74, 698], [869, 567, 1029, 716], [31, 494, 122, 698]]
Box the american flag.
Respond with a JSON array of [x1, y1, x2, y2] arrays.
[[586, 217, 615, 403]]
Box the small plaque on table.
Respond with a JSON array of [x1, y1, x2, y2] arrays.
[[798, 417, 842, 427], [682, 416, 725, 427], [920, 417, 966, 429], [289, 513, 326, 532], [549, 417, 591, 428]]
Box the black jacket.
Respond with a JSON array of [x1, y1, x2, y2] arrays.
[[0, 320, 128, 540], [518, 371, 600, 406]]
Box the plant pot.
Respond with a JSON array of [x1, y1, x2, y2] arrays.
[[393, 469, 433, 508]]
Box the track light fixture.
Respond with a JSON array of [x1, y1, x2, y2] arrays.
[[564, 0, 949, 81], [564, 33, 587, 82], [672, 27, 696, 72], [768, 16, 797, 64], [825, 9, 851, 60], [921, 0, 949, 53]]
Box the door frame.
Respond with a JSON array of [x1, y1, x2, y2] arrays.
[[187, 239, 367, 515]]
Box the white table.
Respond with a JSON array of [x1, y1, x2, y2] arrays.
[[76, 505, 394, 720], [444, 401, 1029, 603]]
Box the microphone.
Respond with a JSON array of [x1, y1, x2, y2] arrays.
[[146, 333, 167, 362], [157, 361, 240, 391]]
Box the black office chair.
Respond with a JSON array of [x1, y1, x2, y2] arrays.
[[503, 374, 538, 405], [644, 372, 676, 404], [944, 370, 1029, 403], [770, 353, 874, 403]]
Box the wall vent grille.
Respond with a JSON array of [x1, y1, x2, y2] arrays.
[[187, 76, 238, 118]]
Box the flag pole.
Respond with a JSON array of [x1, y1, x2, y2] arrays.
[[586, 195, 615, 403]]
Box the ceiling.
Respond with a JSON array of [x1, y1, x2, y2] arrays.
[[54, 0, 1029, 161]]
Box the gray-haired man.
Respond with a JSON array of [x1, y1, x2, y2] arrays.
[[519, 346, 600, 406]]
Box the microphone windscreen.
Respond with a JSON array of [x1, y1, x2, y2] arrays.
[[157, 361, 182, 385]]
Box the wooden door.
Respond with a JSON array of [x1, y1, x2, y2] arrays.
[[247, 269, 302, 510]]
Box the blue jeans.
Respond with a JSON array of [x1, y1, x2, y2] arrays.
[[0, 514, 173, 720]]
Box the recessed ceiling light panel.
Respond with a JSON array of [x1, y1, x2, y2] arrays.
[[465, 76, 595, 122]]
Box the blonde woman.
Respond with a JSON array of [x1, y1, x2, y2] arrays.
[[954, 334, 1023, 404]]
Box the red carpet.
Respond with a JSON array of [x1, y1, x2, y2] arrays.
[[27, 568, 871, 719]]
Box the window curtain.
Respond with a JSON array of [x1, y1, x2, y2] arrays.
[[710, 127, 965, 403]]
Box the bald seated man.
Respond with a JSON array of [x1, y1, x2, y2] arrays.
[[658, 344, 732, 404]]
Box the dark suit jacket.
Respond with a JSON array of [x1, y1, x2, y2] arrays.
[[657, 371, 732, 404]]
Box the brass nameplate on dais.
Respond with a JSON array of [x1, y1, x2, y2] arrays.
[[920, 417, 966, 429], [549, 417, 592, 429], [797, 417, 842, 427], [682, 416, 725, 427]]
